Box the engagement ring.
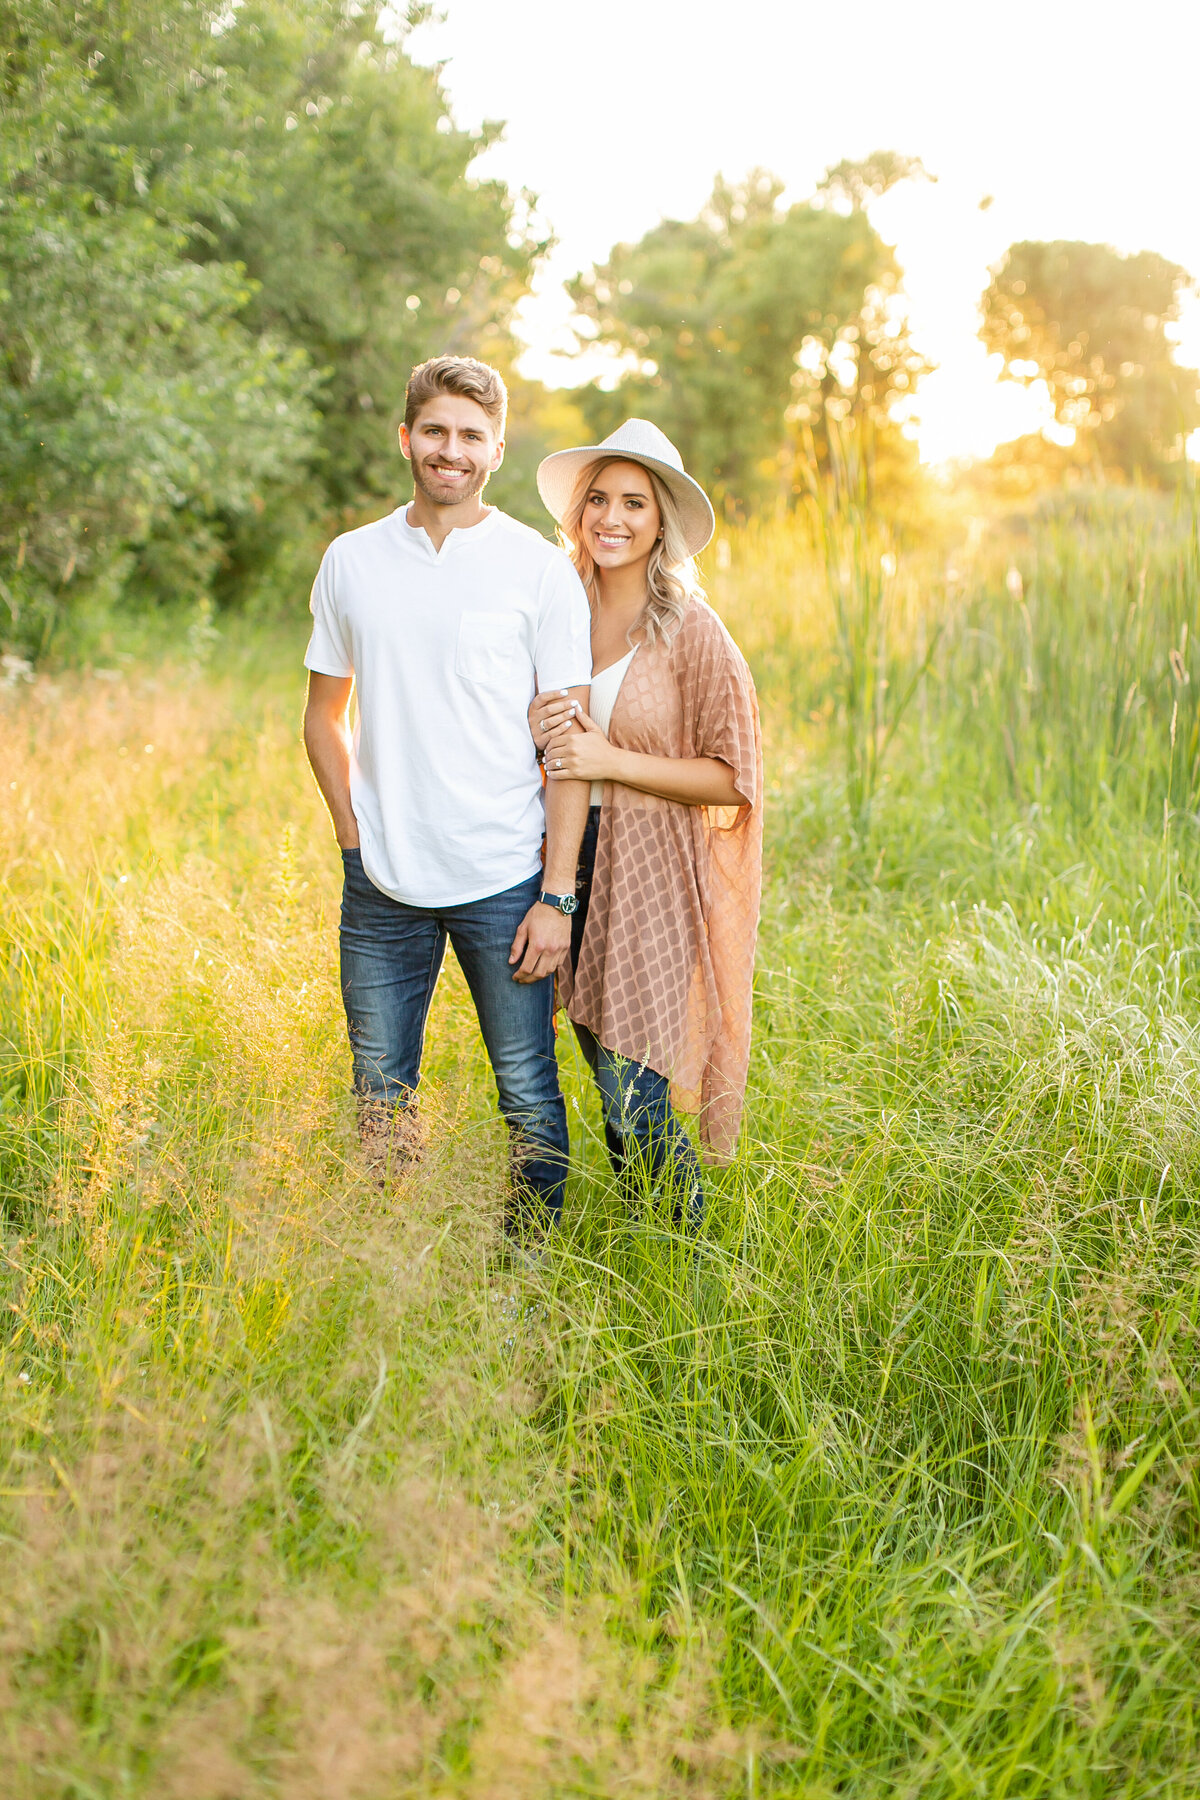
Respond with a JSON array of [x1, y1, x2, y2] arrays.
[[554, 758, 562, 769]]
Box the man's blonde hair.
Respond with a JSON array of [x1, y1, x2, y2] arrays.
[[404, 355, 507, 433]]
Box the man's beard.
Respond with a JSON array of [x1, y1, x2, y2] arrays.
[[411, 456, 490, 508]]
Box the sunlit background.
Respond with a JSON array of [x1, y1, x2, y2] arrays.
[[5, 0, 1196, 665], [409, 0, 1200, 466]]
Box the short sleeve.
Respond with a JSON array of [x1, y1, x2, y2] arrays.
[[304, 545, 353, 678], [678, 604, 760, 812], [533, 553, 593, 690]]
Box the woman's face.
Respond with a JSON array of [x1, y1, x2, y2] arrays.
[[580, 461, 662, 574]]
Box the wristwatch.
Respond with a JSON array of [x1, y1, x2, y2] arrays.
[[538, 889, 579, 915]]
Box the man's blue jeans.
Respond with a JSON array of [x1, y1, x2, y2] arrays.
[[339, 850, 569, 1226]]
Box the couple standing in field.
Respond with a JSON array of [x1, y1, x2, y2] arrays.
[[303, 355, 762, 1246]]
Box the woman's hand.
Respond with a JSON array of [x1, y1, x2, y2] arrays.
[[544, 708, 620, 783], [529, 689, 580, 755]]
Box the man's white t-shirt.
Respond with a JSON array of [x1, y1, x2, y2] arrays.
[[304, 506, 592, 908]]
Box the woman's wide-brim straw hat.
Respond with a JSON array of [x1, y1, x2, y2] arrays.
[[536, 418, 716, 558]]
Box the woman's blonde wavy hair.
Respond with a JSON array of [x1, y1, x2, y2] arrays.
[[560, 456, 705, 647]]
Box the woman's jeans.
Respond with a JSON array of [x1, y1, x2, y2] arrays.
[[339, 849, 569, 1226], [572, 807, 703, 1229]]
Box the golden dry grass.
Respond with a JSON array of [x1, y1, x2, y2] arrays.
[[6, 496, 1200, 1796], [0, 646, 745, 1796]]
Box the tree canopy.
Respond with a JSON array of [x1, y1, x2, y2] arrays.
[[0, 0, 540, 654], [568, 160, 931, 517], [981, 240, 1199, 483]]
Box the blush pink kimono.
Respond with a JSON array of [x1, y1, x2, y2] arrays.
[[559, 598, 763, 1162]]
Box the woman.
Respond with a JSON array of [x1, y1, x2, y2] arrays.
[[532, 419, 762, 1228]]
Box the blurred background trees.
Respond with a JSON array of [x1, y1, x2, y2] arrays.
[[980, 240, 1199, 485], [0, 0, 541, 654], [2, 0, 1198, 662], [2, 0, 313, 651], [568, 159, 931, 519]]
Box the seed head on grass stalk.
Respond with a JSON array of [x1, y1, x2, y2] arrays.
[[798, 418, 942, 856], [8, 567, 1200, 1789]]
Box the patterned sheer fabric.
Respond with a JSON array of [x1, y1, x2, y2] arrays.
[[559, 599, 763, 1162]]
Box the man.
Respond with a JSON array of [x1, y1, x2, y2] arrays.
[[303, 355, 591, 1236]]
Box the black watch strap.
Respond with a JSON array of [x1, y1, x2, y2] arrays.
[[538, 889, 579, 915]]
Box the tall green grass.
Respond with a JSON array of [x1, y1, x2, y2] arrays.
[[4, 499, 1200, 1795]]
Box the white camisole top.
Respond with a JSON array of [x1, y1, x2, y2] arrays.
[[587, 647, 637, 805]]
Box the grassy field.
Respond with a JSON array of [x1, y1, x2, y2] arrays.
[[3, 495, 1200, 1797]]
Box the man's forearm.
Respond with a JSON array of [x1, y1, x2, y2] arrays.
[[304, 712, 360, 847], [542, 776, 589, 893]]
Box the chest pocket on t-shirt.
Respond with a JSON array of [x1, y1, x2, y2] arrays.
[[455, 611, 523, 686]]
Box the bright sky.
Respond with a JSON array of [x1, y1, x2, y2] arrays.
[[408, 0, 1200, 466]]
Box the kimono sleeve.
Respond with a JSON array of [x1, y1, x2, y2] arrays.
[[678, 603, 760, 813]]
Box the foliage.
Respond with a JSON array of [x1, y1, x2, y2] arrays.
[[568, 161, 930, 517], [817, 147, 933, 212], [192, 2, 540, 516], [932, 495, 1200, 837], [0, 0, 547, 657], [799, 427, 942, 844], [981, 239, 1200, 483], [0, 0, 318, 654], [485, 373, 591, 536]]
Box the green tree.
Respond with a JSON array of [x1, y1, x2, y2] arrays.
[[818, 150, 932, 212], [981, 240, 1200, 482], [567, 160, 930, 515], [1, 0, 550, 653], [191, 3, 541, 519], [0, 0, 317, 652], [76, 0, 546, 588]]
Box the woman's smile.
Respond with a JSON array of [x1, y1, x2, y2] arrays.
[[583, 459, 661, 568]]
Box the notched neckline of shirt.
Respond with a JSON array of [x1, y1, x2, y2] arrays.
[[398, 504, 500, 562]]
